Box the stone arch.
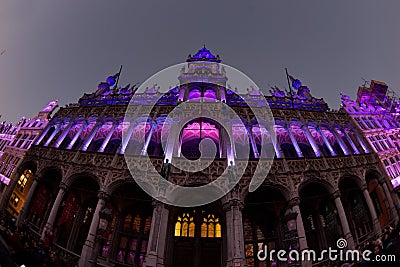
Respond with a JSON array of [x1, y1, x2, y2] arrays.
[[54, 172, 101, 252], [36, 166, 63, 182], [338, 174, 365, 189], [338, 174, 374, 242], [16, 160, 37, 176], [243, 184, 290, 267], [365, 169, 391, 227], [297, 177, 335, 195], [63, 171, 101, 189], [105, 181, 154, 265], [298, 180, 341, 251]]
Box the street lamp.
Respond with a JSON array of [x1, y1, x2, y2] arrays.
[[91, 207, 113, 266]]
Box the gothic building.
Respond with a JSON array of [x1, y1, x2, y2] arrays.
[[0, 100, 58, 216], [341, 80, 400, 199], [0, 120, 19, 185], [2, 47, 398, 267]]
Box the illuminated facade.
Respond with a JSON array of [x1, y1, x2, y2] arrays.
[[0, 100, 58, 216], [341, 80, 400, 197], [0, 121, 18, 159], [2, 48, 398, 267]]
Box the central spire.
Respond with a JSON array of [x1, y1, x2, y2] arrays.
[[187, 46, 221, 63]]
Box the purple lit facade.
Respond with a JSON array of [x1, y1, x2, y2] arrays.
[[0, 100, 58, 215], [341, 80, 400, 196], [0, 48, 398, 267]]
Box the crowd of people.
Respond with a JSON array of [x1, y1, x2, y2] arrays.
[[0, 212, 75, 267], [314, 223, 400, 267], [1, 210, 400, 266]]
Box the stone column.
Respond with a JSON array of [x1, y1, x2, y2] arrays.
[[342, 129, 360, 154], [79, 191, 109, 267], [143, 201, 170, 267], [362, 184, 382, 234], [98, 123, 118, 153], [67, 122, 87, 149], [53, 120, 74, 148], [81, 121, 102, 151], [354, 131, 370, 153], [141, 122, 156, 156], [223, 120, 235, 162], [301, 125, 321, 157], [286, 125, 303, 157], [317, 127, 336, 156], [246, 125, 259, 158], [331, 128, 350, 156], [289, 197, 309, 253], [16, 178, 39, 225], [43, 123, 62, 147], [41, 182, 69, 239], [223, 193, 246, 267], [380, 181, 399, 224], [219, 86, 227, 102], [120, 121, 137, 154], [164, 119, 180, 161], [269, 126, 283, 158], [332, 191, 355, 249], [34, 123, 53, 145]]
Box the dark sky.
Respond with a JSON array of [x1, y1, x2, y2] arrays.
[[1, 0, 399, 122]]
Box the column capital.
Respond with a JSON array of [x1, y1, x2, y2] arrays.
[[361, 183, 368, 191], [222, 198, 244, 212], [151, 199, 169, 209], [59, 182, 70, 191], [97, 190, 110, 201], [289, 197, 301, 207], [331, 190, 341, 200]]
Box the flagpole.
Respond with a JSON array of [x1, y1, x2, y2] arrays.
[[285, 68, 294, 109], [113, 65, 123, 90]]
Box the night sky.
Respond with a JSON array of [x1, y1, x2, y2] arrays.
[[1, 0, 399, 122]]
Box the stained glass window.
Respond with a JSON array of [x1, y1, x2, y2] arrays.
[[201, 214, 221, 238], [175, 212, 195, 237], [175, 211, 221, 238]]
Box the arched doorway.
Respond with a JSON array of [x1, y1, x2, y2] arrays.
[[243, 186, 288, 267], [299, 182, 342, 251], [53, 175, 99, 254], [365, 170, 391, 227], [339, 177, 373, 243], [26, 168, 62, 231], [168, 204, 224, 267], [106, 182, 153, 267]]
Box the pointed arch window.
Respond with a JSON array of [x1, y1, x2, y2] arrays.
[[174, 211, 221, 238], [16, 169, 32, 193], [175, 212, 195, 237], [201, 213, 221, 238]]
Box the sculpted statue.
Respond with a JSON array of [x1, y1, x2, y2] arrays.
[[41, 100, 59, 112], [227, 161, 237, 187], [161, 158, 171, 181], [269, 86, 286, 98]]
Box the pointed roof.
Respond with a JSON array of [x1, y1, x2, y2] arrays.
[[187, 46, 221, 62]]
